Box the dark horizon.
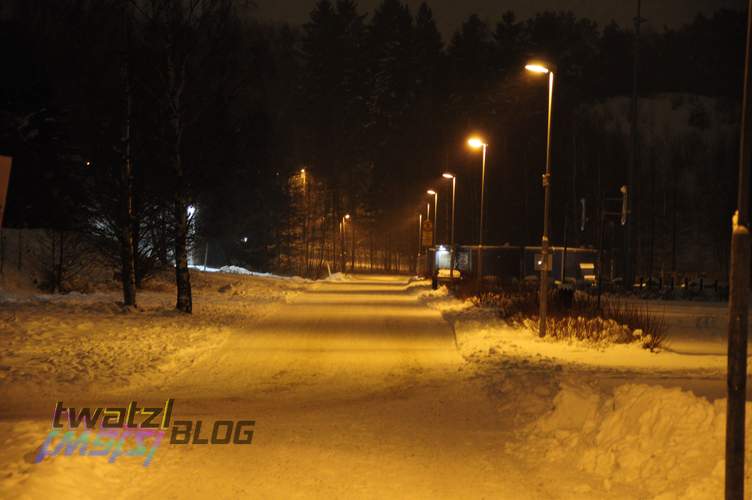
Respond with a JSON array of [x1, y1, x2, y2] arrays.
[[255, 0, 746, 35]]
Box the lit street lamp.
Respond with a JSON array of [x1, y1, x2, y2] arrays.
[[301, 168, 309, 275], [417, 213, 423, 273], [418, 213, 423, 251], [427, 189, 438, 246], [443, 173, 456, 279], [467, 137, 488, 285], [525, 61, 555, 338], [340, 214, 351, 272]]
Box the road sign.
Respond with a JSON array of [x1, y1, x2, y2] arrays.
[[0, 156, 11, 228], [421, 219, 433, 247]]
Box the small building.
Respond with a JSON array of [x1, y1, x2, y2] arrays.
[[423, 244, 598, 288]]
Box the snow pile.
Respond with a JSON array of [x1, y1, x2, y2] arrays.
[[189, 265, 309, 282], [323, 272, 348, 282], [218, 265, 254, 275], [410, 284, 476, 318], [524, 383, 742, 498]]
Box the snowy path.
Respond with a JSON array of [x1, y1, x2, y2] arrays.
[[1, 274, 742, 498], [1, 275, 544, 499]]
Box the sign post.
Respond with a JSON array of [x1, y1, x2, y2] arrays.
[[421, 219, 433, 249]]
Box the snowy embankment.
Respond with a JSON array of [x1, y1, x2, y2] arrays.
[[517, 382, 743, 499], [0, 269, 309, 403], [412, 281, 743, 498]]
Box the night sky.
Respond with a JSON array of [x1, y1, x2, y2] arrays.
[[256, 0, 746, 34]]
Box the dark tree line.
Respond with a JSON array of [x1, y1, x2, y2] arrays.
[[1, 1, 747, 301]]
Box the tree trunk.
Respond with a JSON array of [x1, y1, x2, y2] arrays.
[[119, 21, 137, 306], [168, 52, 192, 313], [56, 230, 64, 293], [174, 190, 192, 313]]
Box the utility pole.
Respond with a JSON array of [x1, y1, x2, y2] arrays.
[[725, 1, 752, 497], [625, 0, 644, 290]]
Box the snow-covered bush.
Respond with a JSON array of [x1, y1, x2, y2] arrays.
[[472, 290, 668, 350]]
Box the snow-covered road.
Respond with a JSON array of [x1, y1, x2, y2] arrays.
[[159, 275, 463, 401], [0, 273, 743, 498], [1, 275, 543, 499]]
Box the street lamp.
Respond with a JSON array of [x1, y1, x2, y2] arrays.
[[301, 168, 308, 275], [417, 213, 423, 274], [525, 60, 555, 338], [427, 189, 438, 246], [340, 214, 351, 272], [467, 136, 488, 285], [443, 173, 457, 279]]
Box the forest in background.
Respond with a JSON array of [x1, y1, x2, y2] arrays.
[[0, 0, 746, 300]]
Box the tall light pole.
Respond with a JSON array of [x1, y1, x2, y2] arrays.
[[301, 168, 309, 276], [340, 214, 350, 272], [427, 189, 438, 246], [417, 213, 423, 274], [525, 61, 555, 338], [418, 212, 423, 251], [443, 173, 456, 279], [726, 0, 752, 495], [468, 137, 488, 285]]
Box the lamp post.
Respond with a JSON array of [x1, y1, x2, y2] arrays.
[[726, 0, 752, 495], [418, 212, 423, 249], [443, 173, 456, 279], [467, 137, 488, 285], [417, 213, 423, 274], [525, 61, 555, 338], [427, 189, 438, 246], [340, 214, 350, 272], [301, 168, 309, 275]]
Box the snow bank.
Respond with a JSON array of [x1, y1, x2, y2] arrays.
[[189, 265, 308, 282], [410, 283, 477, 318], [524, 383, 742, 498], [218, 265, 254, 275], [0, 271, 310, 400], [323, 272, 348, 282]]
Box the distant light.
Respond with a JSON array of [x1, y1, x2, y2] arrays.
[[187, 205, 196, 217], [427, 189, 437, 195], [345, 214, 351, 220], [85, 161, 92, 167], [525, 63, 550, 74], [300, 168, 306, 174], [467, 137, 486, 149], [241, 236, 249, 243], [442, 173, 455, 179], [437, 245, 448, 253]]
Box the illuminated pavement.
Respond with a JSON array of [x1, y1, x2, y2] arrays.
[[5, 275, 543, 499]]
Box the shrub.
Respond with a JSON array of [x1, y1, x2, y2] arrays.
[[472, 289, 668, 350]]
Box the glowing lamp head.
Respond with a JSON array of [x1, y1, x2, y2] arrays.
[[427, 190, 437, 196], [525, 63, 550, 74], [442, 173, 455, 179], [467, 137, 486, 149], [344, 214, 351, 220], [300, 168, 306, 174]]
